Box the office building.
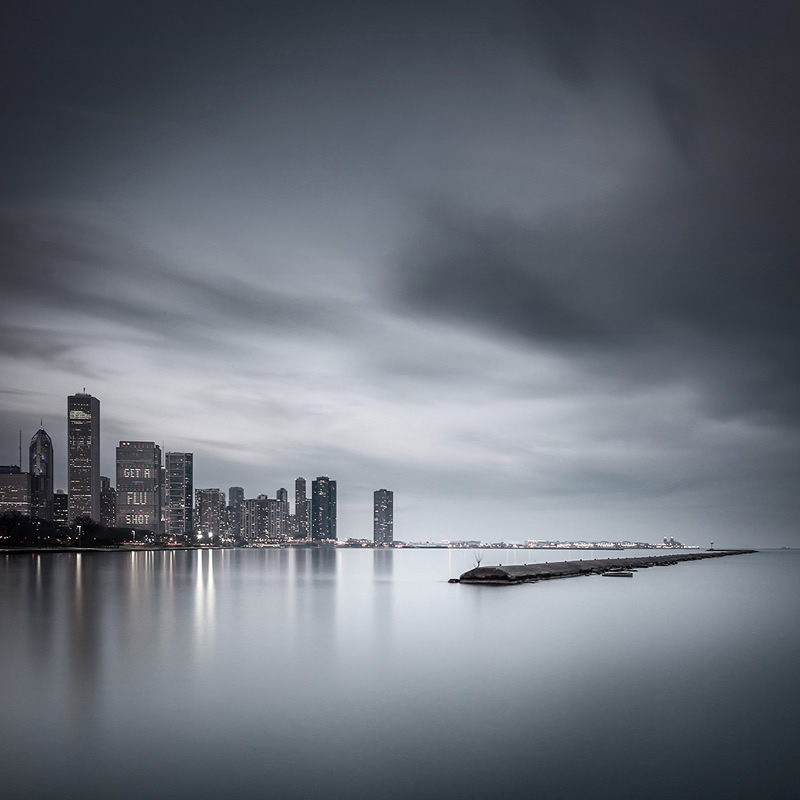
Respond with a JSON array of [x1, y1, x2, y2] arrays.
[[196, 488, 225, 539], [116, 441, 162, 533], [100, 476, 116, 528], [268, 492, 288, 543], [29, 426, 54, 521], [241, 497, 264, 542], [373, 489, 394, 545], [68, 393, 100, 522], [311, 476, 336, 542], [166, 453, 194, 537], [295, 477, 310, 540], [228, 486, 244, 538], [53, 490, 68, 525], [229, 486, 245, 509], [0, 466, 30, 515], [159, 465, 166, 533]]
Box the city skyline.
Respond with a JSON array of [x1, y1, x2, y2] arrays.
[[2, 2, 799, 547], [4, 390, 405, 544]]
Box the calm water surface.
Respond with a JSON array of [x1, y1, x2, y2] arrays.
[[1, 548, 798, 799]]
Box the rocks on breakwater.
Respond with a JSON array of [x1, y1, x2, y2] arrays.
[[451, 550, 756, 585]]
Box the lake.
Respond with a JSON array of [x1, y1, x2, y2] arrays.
[[1, 547, 798, 799]]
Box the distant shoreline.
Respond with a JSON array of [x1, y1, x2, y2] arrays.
[[1, 543, 727, 556]]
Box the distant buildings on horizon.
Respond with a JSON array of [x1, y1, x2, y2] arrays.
[[0, 391, 395, 546]]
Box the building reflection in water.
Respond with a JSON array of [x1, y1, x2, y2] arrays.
[[372, 549, 394, 654], [193, 548, 216, 650], [373, 547, 394, 579], [66, 552, 101, 734], [305, 547, 338, 655]]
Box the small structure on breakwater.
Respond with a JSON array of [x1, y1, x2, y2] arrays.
[[450, 550, 755, 585]]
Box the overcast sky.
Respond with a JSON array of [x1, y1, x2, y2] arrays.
[[2, 1, 798, 546]]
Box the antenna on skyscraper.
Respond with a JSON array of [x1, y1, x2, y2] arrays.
[[19, 430, 22, 467]]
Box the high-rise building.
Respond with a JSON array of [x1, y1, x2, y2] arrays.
[[29, 426, 54, 521], [116, 441, 162, 533], [238, 494, 286, 542], [166, 453, 194, 538], [268, 491, 289, 543], [100, 476, 116, 528], [373, 489, 393, 545], [0, 466, 30, 515], [53, 490, 68, 525], [229, 486, 244, 509], [241, 497, 265, 542], [228, 486, 244, 539], [196, 488, 224, 539], [311, 476, 337, 542], [295, 477, 310, 540], [159, 465, 166, 534], [68, 393, 100, 522]]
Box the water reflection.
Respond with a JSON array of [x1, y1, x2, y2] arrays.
[[373, 547, 393, 579], [193, 549, 216, 648], [372, 550, 394, 655], [309, 547, 337, 657], [3, 549, 797, 799], [68, 554, 102, 730]]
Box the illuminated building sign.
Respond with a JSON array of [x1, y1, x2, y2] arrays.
[[116, 442, 162, 534]]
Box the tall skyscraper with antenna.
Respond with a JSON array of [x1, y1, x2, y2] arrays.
[[29, 425, 54, 521], [67, 393, 100, 522]]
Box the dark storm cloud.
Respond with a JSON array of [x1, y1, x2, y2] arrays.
[[2, 1, 797, 544], [400, 0, 800, 426], [519, 1, 800, 151]]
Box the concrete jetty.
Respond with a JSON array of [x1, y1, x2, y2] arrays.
[[451, 550, 756, 585]]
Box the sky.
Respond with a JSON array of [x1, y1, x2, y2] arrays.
[[2, 1, 798, 546]]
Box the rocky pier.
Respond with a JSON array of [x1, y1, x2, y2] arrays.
[[451, 550, 756, 585]]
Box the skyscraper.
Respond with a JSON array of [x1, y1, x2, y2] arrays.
[[67, 393, 100, 522], [53, 489, 68, 526], [241, 497, 264, 542], [116, 441, 162, 534], [373, 489, 393, 545], [166, 452, 194, 538], [228, 486, 244, 539], [29, 426, 54, 521], [269, 491, 289, 543], [311, 476, 336, 542], [196, 488, 225, 539], [100, 476, 116, 528], [295, 477, 310, 540], [229, 486, 245, 509]]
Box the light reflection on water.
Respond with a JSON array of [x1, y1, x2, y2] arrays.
[[1, 548, 798, 800]]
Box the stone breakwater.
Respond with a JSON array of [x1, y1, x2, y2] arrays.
[[451, 550, 756, 585]]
